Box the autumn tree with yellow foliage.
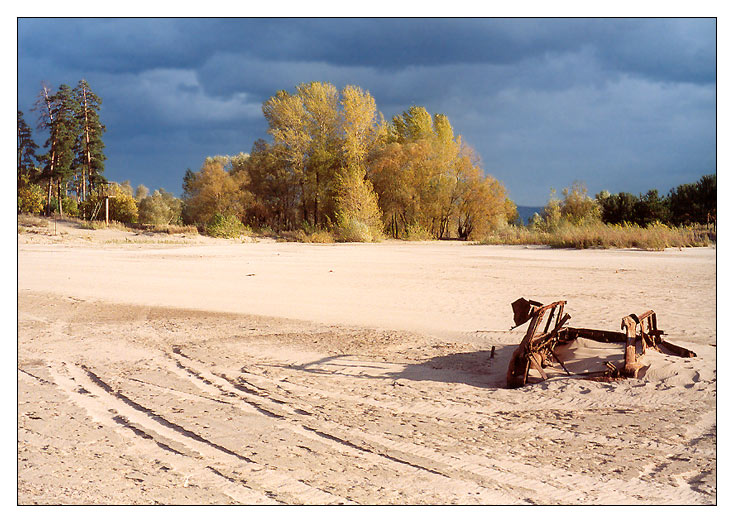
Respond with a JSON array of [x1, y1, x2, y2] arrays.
[[369, 105, 513, 239], [181, 155, 252, 227], [183, 81, 516, 241]]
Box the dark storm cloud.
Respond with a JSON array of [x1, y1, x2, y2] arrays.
[[20, 18, 715, 82], [19, 19, 215, 73], [18, 18, 715, 204]]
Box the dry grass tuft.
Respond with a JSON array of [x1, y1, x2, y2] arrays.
[[17, 214, 50, 228], [478, 222, 713, 250], [131, 223, 199, 235], [281, 229, 335, 243]]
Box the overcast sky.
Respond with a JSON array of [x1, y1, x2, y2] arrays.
[[17, 18, 715, 205]]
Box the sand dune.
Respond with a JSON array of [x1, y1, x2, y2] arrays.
[[17, 224, 716, 504]]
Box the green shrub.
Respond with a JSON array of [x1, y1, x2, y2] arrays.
[[138, 189, 183, 225], [110, 192, 138, 223], [403, 223, 434, 241], [79, 185, 139, 223], [17, 183, 45, 214], [62, 197, 79, 217], [205, 213, 246, 238], [45, 196, 80, 217]]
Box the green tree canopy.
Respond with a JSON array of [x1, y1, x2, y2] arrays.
[[139, 189, 183, 225], [17, 110, 38, 186], [72, 79, 106, 201]]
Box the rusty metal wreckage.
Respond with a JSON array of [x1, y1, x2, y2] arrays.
[[505, 298, 697, 389]]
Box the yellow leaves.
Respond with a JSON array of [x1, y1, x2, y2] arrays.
[[341, 85, 379, 166], [263, 90, 310, 169], [297, 82, 340, 154], [369, 118, 511, 240], [334, 165, 383, 242], [457, 168, 509, 240], [184, 160, 250, 225], [252, 83, 516, 240]]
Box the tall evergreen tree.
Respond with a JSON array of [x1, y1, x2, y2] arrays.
[[17, 110, 38, 186], [50, 84, 78, 216], [34, 83, 78, 216], [72, 79, 106, 203], [33, 83, 56, 215]]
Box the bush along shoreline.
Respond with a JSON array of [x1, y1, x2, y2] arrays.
[[477, 222, 713, 250], [19, 81, 715, 248]]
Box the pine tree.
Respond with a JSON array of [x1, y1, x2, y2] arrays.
[[17, 110, 38, 186], [51, 85, 78, 216], [72, 79, 106, 204], [33, 83, 56, 215], [34, 83, 78, 216]]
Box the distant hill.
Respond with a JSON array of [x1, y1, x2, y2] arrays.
[[515, 205, 544, 225]]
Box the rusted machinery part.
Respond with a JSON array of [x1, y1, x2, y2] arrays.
[[505, 298, 697, 389], [622, 311, 698, 358], [506, 345, 530, 389], [507, 300, 568, 388], [621, 315, 643, 378], [511, 297, 544, 328], [561, 327, 626, 344], [659, 340, 697, 358]]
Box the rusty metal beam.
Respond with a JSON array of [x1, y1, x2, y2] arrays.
[[659, 340, 697, 358], [563, 327, 626, 344], [621, 315, 642, 378], [505, 298, 696, 389]]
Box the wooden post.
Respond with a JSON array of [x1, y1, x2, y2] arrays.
[[105, 196, 109, 226]]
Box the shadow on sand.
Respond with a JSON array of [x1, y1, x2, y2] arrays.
[[269, 346, 517, 390], [266, 338, 644, 390]]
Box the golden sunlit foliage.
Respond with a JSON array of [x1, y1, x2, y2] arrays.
[[182, 156, 251, 226], [369, 106, 511, 239], [17, 183, 46, 214], [532, 181, 602, 232], [180, 81, 515, 241], [78, 183, 138, 223]]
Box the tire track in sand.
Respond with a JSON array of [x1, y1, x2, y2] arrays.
[[168, 348, 712, 504], [161, 350, 538, 503], [166, 349, 595, 504], [36, 361, 275, 504], [47, 360, 347, 505], [210, 351, 704, 466]]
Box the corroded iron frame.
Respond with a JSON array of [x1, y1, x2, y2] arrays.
[[506, 299, 696, 389]]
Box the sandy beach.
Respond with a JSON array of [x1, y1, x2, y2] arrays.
[[17, 221, 716, 504]]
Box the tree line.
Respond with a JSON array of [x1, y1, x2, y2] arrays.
[[19, 79, 715, 240], [18, 80, 106, 217], [596, 175, 716, 227], [181, 82, 517, 241], [530, 176, 716, 231]]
